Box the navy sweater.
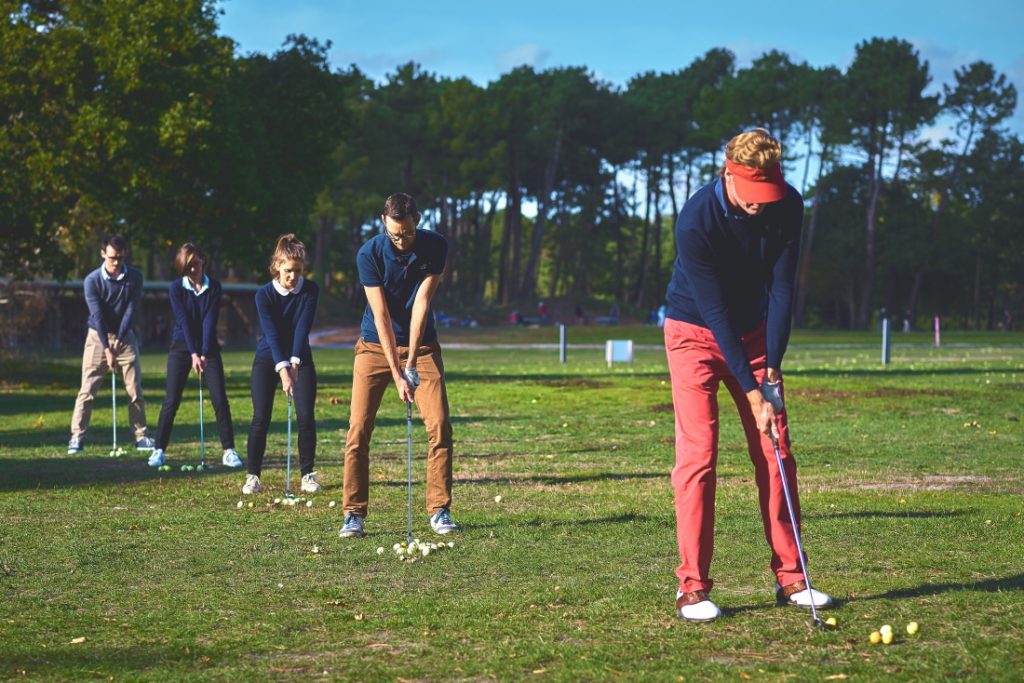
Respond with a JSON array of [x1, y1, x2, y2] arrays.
[[665, 178, 803, 393], [169, 277, 222, 357], [254, 279, 319, 366], [84, 264, 143, 347]]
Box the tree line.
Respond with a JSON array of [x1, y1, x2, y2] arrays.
[[2, 0, 1020, 329]]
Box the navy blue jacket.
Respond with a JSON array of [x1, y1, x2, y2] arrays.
[[357, 229, 447, 346], [84, 264, 143, 347], [169, 276, 222, 357], [254, 279, 319, 366], [665, 178, 802, 393]]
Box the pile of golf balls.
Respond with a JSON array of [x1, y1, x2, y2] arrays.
[[157, 465, 172, 472], [382, 539, 455, 563], [107, 447, 128, 457], [180, 464, 195, 471], [268, 497, 313, 508], [869, 622, 920, 645]]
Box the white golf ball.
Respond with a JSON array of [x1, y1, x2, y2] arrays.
[[392, 543, 401, 551], [312, 545, 320, 554], [306, 500, 313, 508], [406, 546, 415, 556], [421, 547, 430, 557], [236, 501, 244, 509], [494, 495, 502, 503], [273, 498, 281, 505], [447, 541, 455, 548], [329, 501, 337, 508], [247, 502, 254, 508], [377, 547, 385, 555], [880, 624, 893, 636], [277, 583, 284, 588]]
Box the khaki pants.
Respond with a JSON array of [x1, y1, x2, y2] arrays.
[[343, 338, 453, 516], [70, 329, 148, 443]]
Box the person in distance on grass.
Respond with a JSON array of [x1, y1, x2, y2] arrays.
[[242, 234, 321, 495], [67, 234, 155, 455], [664, 128, 833, 622], [148, 243, 241, 469], [339, 193, 458, 538]]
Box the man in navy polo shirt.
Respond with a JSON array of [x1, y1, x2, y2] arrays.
[[67, 234, 155, 455], [339, 193, 458, 538]]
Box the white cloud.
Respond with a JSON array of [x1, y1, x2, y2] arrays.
[[496, 43, 551, 72]]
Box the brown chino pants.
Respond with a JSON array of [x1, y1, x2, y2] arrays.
[[70, 329, 148, 443], [343, 338, 453, 517]]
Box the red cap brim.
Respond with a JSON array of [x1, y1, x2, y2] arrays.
[[726, 160, 787, 204]]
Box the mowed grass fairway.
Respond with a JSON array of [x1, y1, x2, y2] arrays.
[[2, 329, 1022, 681]]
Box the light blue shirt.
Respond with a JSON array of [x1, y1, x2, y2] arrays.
[[182, 274, 210, 296]]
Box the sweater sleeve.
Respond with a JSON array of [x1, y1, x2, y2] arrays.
[[84, 272, 110, 347], [291, 283, 319, 360], [169, 282, 198, 356], [201, 283, 221, 357], [765, 204, 803, 371], [116, 269, 142, 341], [255, 287, 288, 365], [679, 226, 759, 393]]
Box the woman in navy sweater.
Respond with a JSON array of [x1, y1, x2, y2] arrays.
[[242, 234, 321, 495], [149, 243, 240, 468]]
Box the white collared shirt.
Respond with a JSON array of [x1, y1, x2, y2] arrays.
[[271, 276, 305, 370], [272, 276, 304, 297], [101, 266, 126, 281], [183, 274, 210, 296]]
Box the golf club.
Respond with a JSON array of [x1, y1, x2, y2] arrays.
[[770, 433, 823, 627], [111, 369, 117, 452], [284, 394, 294, 499], [404, 368, 420, 544], [197, 371, 207, 470]]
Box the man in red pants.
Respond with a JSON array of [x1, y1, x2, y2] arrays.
[[663, 128, 832, 621]]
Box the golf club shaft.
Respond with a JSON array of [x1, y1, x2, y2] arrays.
[[406, 399, 413, 544], [198, 372, 205, 468], [285, 395, 293, 497], [771, 434, 820, 624], [111, 371, 117, 449]]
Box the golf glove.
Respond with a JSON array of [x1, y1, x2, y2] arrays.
[[760, 380, 784, 413], [403, 368, 420, 387]]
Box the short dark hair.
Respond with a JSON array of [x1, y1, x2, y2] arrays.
[[174, 242, 207, 277], [102, 234, 128, 253], [383, 193, 419, 221]]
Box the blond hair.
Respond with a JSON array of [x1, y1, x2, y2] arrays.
[[720, 128, 782, 175], [268, 233, 306, 277]]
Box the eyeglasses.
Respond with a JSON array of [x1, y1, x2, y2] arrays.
[[384, 227, 415, 243]]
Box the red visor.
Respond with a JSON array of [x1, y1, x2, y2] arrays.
[[726, 160, 787, 204]]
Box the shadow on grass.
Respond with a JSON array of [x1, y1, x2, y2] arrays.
[[860, 573, 1024, 601], [0, 456, 176, 491], [808, 510, 969, 520], [364, 471, 666, 489]]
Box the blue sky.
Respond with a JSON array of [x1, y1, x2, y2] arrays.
[[218, 0, 1024, 131]]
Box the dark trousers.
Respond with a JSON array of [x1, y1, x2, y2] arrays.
[[154, 341, 234, 450], [247, 356, 316, 476]]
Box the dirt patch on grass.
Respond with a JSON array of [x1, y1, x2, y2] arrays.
[[789, 387, 956, 400], [848, 474, 1002, 491], [532, 379, 610, 388], [649, 403, 674, 413]]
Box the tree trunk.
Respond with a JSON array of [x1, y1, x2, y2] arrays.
[[633, 168, 654, 306], [972, 252, 983, 330], [509, 158, 523, 302], [314, 213, 333, 290], [857, 156, 883, 329], [794, 147, 829, 327], [522, 130, 562, 298]]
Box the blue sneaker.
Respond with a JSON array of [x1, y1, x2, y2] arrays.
[[429, 508, 459, 535], [338, 512, 365, 538], [135, 436, 156, 451], [67, 438, 84, 455], [147, 449, 165, 467]]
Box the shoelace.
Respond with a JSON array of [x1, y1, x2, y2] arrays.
[[434, 510, 452, 526]]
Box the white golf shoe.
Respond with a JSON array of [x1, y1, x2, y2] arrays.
[[776, 581, 833, 609], [300, 472, 322, 493], [242, 474, 262, 495], [222, 448, 243, 468], [147, 449, 165, 467], [676, 590, 721, 622]]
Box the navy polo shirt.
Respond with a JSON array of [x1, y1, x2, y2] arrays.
[[664, 178, 803, 393], [357, 229, 447, 345]]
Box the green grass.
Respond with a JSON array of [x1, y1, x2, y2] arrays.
[[1, 332, 1022, 681]]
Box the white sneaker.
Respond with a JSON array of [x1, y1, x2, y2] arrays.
[[776, 581, 833, 608], [147, 449, 165, 467], [67, 438, 84, 455], [338, 512, 365, 538], [676, 590, 721, 622], [222, 448, 243, 468], [242, 474, 262, 495], [300, 472, 322, 493], [429, 508, 459, 535]]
